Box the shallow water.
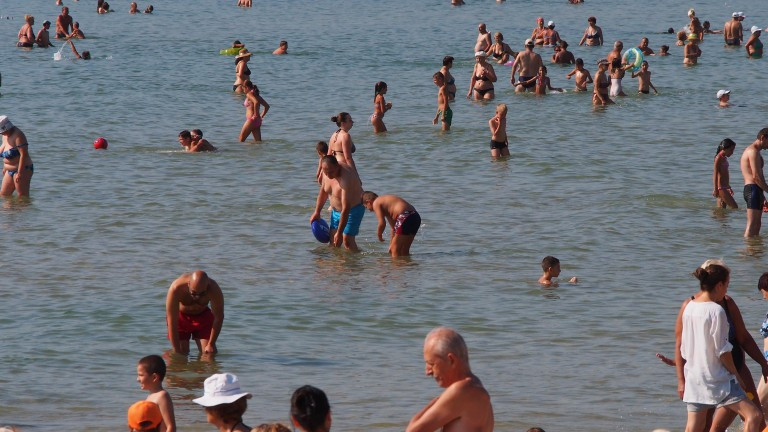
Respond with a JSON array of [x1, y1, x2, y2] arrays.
[[2, 0, 768, 430]]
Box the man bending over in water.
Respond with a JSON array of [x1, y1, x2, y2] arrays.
[[406, 327, 494, 432], [166, 270, 224, 355], [362, 191, 421, 257]]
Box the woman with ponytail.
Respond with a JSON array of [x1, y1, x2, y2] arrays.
[[327, 112, 357, 173], [370, 81, 392, 133], [713, 138, 738, 209], [290, 385, 331, 432]]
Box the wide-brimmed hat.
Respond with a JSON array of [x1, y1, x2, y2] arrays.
[[0, 116, 14, 134], [193, 373, 252, 407], [751, 26, 761, 33], [235, 49, 252, 59], [127, 401, 163, 430]]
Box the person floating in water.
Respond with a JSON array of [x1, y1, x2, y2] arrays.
[[538, 256, 578, 286]]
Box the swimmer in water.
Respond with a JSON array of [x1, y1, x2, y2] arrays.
[[488, 103, 509, 158], [144, 5, 153, 13], [551, 40, 575, 64], [518, 66, 563, 95], [579, 16, 603, 46], [538, 256, 578, 286], [238, 0, 253, 7], [745, 27, 763, 59], [328, 112, 357, 172], [717, 89, 731, 108], [36, 21, 54, 48], [467, 51, 496, 100], [440, 56, 457, 101], [631, 61, 658, 95], [684, 33, 701, 65], [233, 49, 252, 94], [17, 15, 35, 48], [273, 40, 288, 55], [658, 45, 670, 56], [69, 21, 84, 39], [703, 21, 722, 35], [129, 2, 138, 13], [713, 138, 738, 209], [190, 129, 217, 152], [67, 39, 91, 59], [565, 58, 593, 91], [593, 59, 613, 106], [0, 116, 33, 197], [370, 81, 392, 133], [486, 32, 516, 65], [239, 80, 269, 142], [543, 21, 560, 46], [432, 72, 451, 131]]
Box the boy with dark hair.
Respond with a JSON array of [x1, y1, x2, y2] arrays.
[[137, 355, 176, 432], [538, 256, 577, 285]]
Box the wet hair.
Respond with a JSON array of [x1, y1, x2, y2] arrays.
[[433, 71, 445, 82], [191, 129, 203, 138], [527, 429, 546, 432], [758, 273, 768, 292], [145, 5, 154, 13], [588, 16, 596, 23], [251, 423, 292, 432], [661, 45, 669, 52], [576, 58, 584, 66], [677, 31, 686, 41], [494, 32, 504, 41], [442, 56, 454, 66], [426, 327, 469, 363], [290, 386, 330, 432], [716, 138, 736, 158], [641, 60, 649, 67], [138, 355, 166, 381], [205, 396, 248, 424], [692, 260, 730, 292], [374, 81, 387, 100], [560, 40, 568, 48], [703, 20, 711, 29], [496, 103, 507, 113], [82, 51, 91, 60], [541, 256, 559, 271], [279, 40, 287, 47], [315, 141, 328, 154], [320, 155, 338, 167], [540, 65, 548, 74], [758, 128, 768, 140], [610, 57, 621, 70], [362, 191, 378, 203], [667, 27, 674, 34], [330, 112, 350, 126], [179, 130, 192, 139]]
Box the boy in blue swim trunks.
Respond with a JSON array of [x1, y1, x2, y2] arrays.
[[310, 156, 364, 251]]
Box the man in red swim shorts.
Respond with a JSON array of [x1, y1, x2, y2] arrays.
[[166, 270, 224, 355]]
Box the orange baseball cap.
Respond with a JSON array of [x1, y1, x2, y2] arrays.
[[128, 401, 163, 430]]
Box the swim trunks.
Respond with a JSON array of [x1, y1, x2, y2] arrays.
[[438, 106, 453, 126], [639, 89, 650, 94], [56, 32, 67, 38], [330, 203, 365, 236], [490, 140, 507, 150], [519, 76, 535, 89], [172, 307, 214, 341], [725, 38, 740, 46], [394, 210, 421, 236], [743, 184, 765, 210], [6, 164, 34, 178], [16, 42, 33, 48]]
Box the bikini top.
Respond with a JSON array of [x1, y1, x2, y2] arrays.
[[239, 64, 251, 76], [331, 129, 356, 155], [447, 76, 455, 85], [1, 143, 27, 160]]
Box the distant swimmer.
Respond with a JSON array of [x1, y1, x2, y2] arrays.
[[328, 112, 358, 171], [310, 156, 365, 251], [55, 7, 73, 38], [98, 2, 111, 13], [740, 128, 768, 237], [0, 116, 33, 197], [638, 37, 654, 55], [684, 33, 701, 65], [565, 58, 593, 91], [486, 33, 516, 65], [467, 51, 496, 100], [406, 327, 494, 432], [530, 17, 546, 45], [238, 0, 253, 7], [190, 129, 216, 152], [703, 21, 722, 35], [273, 40, 288, 55], [165, 270, 224, 355], [440, 56, 457, 101], [371, 81, 392, 133], [713, 138, 738, 209], [578, 16, 603, 46], [551, 40, 575, 64], [745, 27, 763, 59], [129, 2, 138, 14], [658, 45, 670, 56], [36, 21, 53, 48], [488, 103, 509, 158], [144, 5, 154, 14], [67, 39, 91, 59], [518, 66, 563, 95], [239, 80, 270, 142], [511, 39, 543, 93], [538, 256, 578, 286], [233, 49, 252, 94], [432, 72, 451, 131], [606, 40, 623, 65], [631, 61, 658, 95], [362, 191, 421, 257], [592, 59, 613, 106], [69, 21, 84, 39], [474, 23, 491, 53], [451, 0, 465, 5], [717, 89, 731, 108], [16, 15, 35, 48], [724, 12, 743, 46]]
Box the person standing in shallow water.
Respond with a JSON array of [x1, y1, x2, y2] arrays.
[[713, 138, 738, 209], [740, 128, 768, 237], [371, 81, 392, 133], [0, 116, 33, 197]]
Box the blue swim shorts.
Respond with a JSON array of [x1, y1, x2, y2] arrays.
[[330, 204, 365, 237]]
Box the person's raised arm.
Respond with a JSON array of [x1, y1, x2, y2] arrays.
[[165, 282, 182, 353], [68, 39, 82, 59], [205, 281, 224, 353]]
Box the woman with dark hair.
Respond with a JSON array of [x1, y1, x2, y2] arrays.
[[239, 80, 269, 142], [713, 139, 738, 209], [194, 373, 252, 432], [290, 385, 331, 432], [327, 112, 356, 172], [439, 56, 456, 100], [578, 16, 603, 46], [370, 82, 392, 133]]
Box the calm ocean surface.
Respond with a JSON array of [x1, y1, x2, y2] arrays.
[[2, 0, 768, 430]]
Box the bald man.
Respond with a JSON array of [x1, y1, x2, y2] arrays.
[[406, 327, 494, 432], [165, 270, 224, 355]]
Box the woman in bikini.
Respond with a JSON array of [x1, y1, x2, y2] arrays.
[[440, 56, 457, 101], [0, 116, 33, 197], [593, 59, 613, 106], [17, 15, 35, 48], [713, 139, 738, 209], [579, 16, 603, 46], [371, 81, 392, 133], [467, 51, 496, 101], [684, 33, 701, 65], [239, 80, 269, 142], [327, 112, 357, 173], [233, 49, 252, 93], [486, 32, 516, 65]]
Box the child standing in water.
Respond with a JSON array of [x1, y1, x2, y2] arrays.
[[631, 61, 658, 94], [713, 138, 738, 209], [609, 58, 631, 97], [136, 355, 176, 432], [565, 58, 593, 91], [518, 66, 563, 95], [314, 141, 328, 184], [371, 81, 392, 133], [432, 72, 451, 131], [488, 104, 509, 158]]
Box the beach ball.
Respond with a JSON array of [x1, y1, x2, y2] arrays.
[[93, 137, 108, 150]]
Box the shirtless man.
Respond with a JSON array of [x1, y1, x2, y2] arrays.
[[724, 12, 743, 46], [362, 191, 421, 257], [566, 58, 593, 91], [606, 40, 623, 64], [552, 40, 575, 64], [638, 37, 654, 55], [740, 128, 768, 237], [36, 21, 54, 48], [406, 327, 494, 432], [474, 23, 491, 53], [432, 72, 451, 131], [55, 7, 73, 39], [310, 156, 365, 251], [511, 39, 543, 93], [165, 270, 224, 355]]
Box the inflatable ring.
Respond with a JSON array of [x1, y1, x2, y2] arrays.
[[219, 47, 243, 55], [622, 47, 644, 72]]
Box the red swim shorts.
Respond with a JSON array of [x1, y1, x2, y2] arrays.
[[168, 307, 214, 341]]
